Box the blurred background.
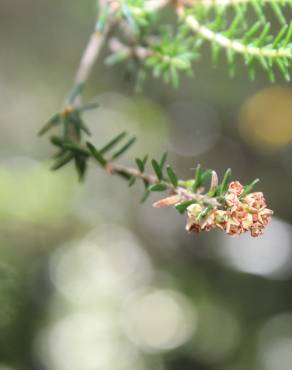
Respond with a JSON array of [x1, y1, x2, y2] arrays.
[[1, 1, 292, 370]]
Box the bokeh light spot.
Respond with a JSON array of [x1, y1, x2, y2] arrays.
[[167, 101, 220, 156], [217, 217, 292, 280], [50, 225, 153, 304], [239, 86, 292, 152], [257, 313, 292, 370], [190, 302, 241, 364], [122, 289, 197, 352]]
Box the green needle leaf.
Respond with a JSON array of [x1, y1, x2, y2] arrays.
[[151, 159, 163, 181], [201, 169, 212, 184], [51, 153, 74, 171], [78, 102, 99, 112], [140, 189, 150, 203], [74, 156, 87, 181], [38, 113, 61, 136], [148, 183, 168, 192], [112, 136, 136, 159], [159, 152, 168, 169], [50, 136, 64, 148], [142, 154, 149, 166], [128, 176, 136, 187], [240, 178, 260, 198], [198, 205, 213, 220], [51, 137, 89, 157], [68, 114, 91, 137], [166, 165, 178, 187], [86, 142, 107, 166], [175, 200, 196, 214], [62, 143, 90, 157], [78, 119, 91, 136], [192, 164, 202, 192], [135, 158, 145, 173], [219, 168, 232, 195], [100, 132, 127, 154]]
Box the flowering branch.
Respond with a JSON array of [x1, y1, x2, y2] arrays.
[[101, 143, 273, 238], [38, 0, 279, 238], [43, 133, 273, 237]]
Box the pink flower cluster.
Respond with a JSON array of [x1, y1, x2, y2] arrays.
[[186, 181, 273, 237]]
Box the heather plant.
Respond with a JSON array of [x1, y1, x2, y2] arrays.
[[38, 0, 292, 237]]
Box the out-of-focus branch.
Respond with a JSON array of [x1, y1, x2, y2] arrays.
[[108, 37, 178, 65], [69, 23, 113, 107], [184, 13, 292, 59], [74, 27, 111, 89], [68, 0, 119, 107], [108, 37, 151, 59], [70, 0, 171, 105]]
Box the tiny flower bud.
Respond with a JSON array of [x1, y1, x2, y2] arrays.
[[243, 192, 266, 209], [225, 192, 239, 207], [187, 203, 203, 218], [228, 181, 244, 195]]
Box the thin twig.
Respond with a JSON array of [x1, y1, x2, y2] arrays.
[[74, 28, 111, 88], [108, 37, 151, 59], [70, 24, 113, 107], [68, 0, 117, 107], [105, 162, 219, 206]]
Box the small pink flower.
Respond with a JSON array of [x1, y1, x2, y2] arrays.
[[201, 209, 217, 231], [225, 218, 243, 236], [241, 213, 254, 230], [225, 192, 239, 207], [214, 210, 228, 230], [228, 181, 244, 196], [186, 204, 204, 232], [250, 222, 265, 237], [182, 179, 273, 237], [187, 203, 203, 218], [243, 192, 266, 209], [257, 207, 273, 226], [186, 204, 217, 233], [229, 205, 253, 231]]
